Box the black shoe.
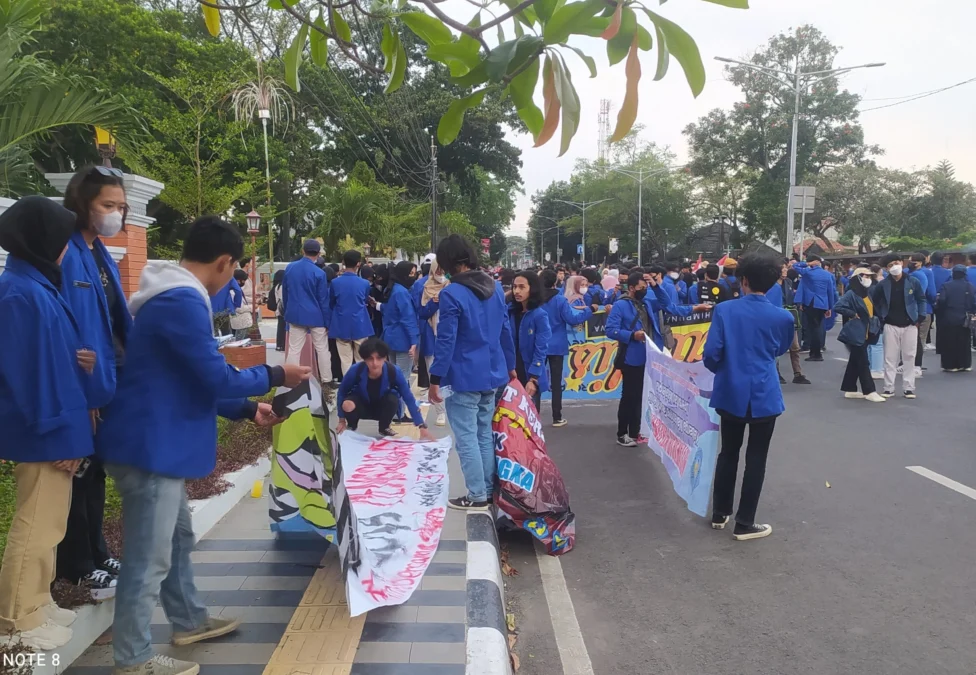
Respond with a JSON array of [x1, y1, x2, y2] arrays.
[[448, 496, 490, 511], [732, 522, 772, 541], [804, 356, 824, 362], [97, 557, 121, 575], [378, 427, 398, 437], [904, 390, 916, 399], [711, 514, 729, 530], [793, 374, 812, 384], [778, 374, 787, 385]]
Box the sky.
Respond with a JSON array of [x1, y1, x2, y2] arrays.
[[502, 0, 976, 237]]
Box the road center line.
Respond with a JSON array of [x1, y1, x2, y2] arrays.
[[536, 547, 595, 675], [906, 465, 976, 501]]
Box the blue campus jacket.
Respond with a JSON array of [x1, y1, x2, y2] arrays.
[[912, 267, 936, 314], [932, 266, 952, 293], [869, 273, 927, 324], [60, 233, 132, 409], [412, 276, 437, 357], [584, 285, 605, 308], [211, 277, 242, 315], [541, 292, 592, 357], [329, 271, 373, 340], [0, 258, 94, 463], [283, 257, 331, 328], [605, 286, 671, 366], [505, 305, 552, 393], [657, 279, 694, 318], [429, 272, 515, 392], [665, 277, 687, 304], [704, 294, 794, 419], [97, 263, 274, 479], [792, 262, 838, 311], [381, 283, 420, 352], [336, 361, 424, 425]]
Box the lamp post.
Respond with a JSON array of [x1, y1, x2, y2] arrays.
[[363, 242, 371, 260], [609, 165, 682, 266], [538, 225, 560, 263], [246, 210, 263, 342], [554, 198, 613, 263], [94, 127, 116, 168], [535, 215, 564, 263], [714, 56, 884, 254]]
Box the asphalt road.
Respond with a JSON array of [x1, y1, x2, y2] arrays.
[[504, 344, 976, 675]]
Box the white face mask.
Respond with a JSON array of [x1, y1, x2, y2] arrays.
[[888, 264, 903, 277], [580, 285, 588, 294], [432, 274, 445, 283], [93, 210, 123, 237], [858, 276, 872, 288], [668, 272, 679, 280]]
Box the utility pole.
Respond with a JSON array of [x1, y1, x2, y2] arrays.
[[430, 133, 438, 251], [609, 165, 679, 266], [554, 198, 613, 263]]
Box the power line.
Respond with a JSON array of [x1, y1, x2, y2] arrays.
[[859, 76, 976, 112]]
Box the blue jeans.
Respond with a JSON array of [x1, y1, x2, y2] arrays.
[[105, 464, 208, 667], [868, 333, 884, 372], [445, 390, 496, 502]]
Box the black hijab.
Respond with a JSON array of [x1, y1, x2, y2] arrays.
[[392, 261, 417, 290], [0, 196, 76, 288], [324, 265, 337, 283]]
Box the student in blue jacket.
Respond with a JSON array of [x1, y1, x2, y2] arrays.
[[282, 239, 333, 385], [411, 257, 432, 388], [329, 249, 374, 375], [705, 255, 794, 542], [792, 254, 838, 361], [664, 262, 688, 303], [210, 275, 241, 336], [504, 271, 553, 414], [335, 338, 435, 439], [540, 270, 599, 426], [377, 261, 420, 380], [909, 252, 936, 375], [58, 166, 132, 599], [428, 235, 516, 511], [581, 268, 606, 307], [96, 217, 310, 675], [0, 197, 96, 651], [418, 263, 448, 426], [870, 254, 927, 399]]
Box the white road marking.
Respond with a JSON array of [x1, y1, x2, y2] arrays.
[[906, 466, 976, 501], [536, 547, 595, 675]]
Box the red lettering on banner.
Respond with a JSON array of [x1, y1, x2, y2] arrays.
[[362, 571, 392, 601], [651, 415, 690, 474], [417, 507, 446, 542], [346, 439, 412, 507]]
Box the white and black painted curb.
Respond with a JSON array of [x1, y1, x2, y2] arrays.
[[465, 511, 513, 675]]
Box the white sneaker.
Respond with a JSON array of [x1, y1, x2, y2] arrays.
[[43, 602, 77, 627], [870, 371, 883, 380], [844, 392, 865, 399], [435, 413, 446, 427], [865, 392, 886, 403], [113, 653, 200, 675], [924, 343, 936, 351], [616, 434, 638, 447], [1, 620, 73, 651], [914, 366, 923, 379]]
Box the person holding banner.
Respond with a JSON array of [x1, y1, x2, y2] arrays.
[[505, 271, 553, 413], [606, 272, 656, 447], [705, 255, 794, 541]]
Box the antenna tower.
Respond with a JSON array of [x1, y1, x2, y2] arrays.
[[597, 99, 611, 163]]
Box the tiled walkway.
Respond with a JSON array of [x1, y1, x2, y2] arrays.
[[66, 421, 471, 675]]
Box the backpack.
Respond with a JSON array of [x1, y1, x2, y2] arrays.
[[702, 280, 725, 304], [725, 277, 741, 299]]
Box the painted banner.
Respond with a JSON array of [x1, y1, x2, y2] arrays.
[[493, 380, 576, 555], [640, 341, 721, 517], [333, 431, 452, 617], [664, 310, 712, 364], [270, 377, 337, 540], [545, 310, 623, 400]]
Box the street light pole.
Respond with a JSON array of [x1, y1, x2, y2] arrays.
[[609, 165, 680, 265], [554, 198, 613, 263], [714, 56, 884, 254]]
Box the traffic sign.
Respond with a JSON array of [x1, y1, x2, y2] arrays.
[[577, 244, 583, 254], [609, 238, 619, 253]]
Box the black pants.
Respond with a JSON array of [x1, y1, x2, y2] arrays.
[[616, 364, 644, 438], [417, 353, 430, 389], [57, 457, 110, 581], [329, 338, 343, 380], [804, 306, 826, 357], [344, 391, 399, 430], [941, 325, 973, 370], [275, 316, 286, 351], [841, 343, 875, 394], [547, 355, 565, 422], [712, 413, 776, 525]]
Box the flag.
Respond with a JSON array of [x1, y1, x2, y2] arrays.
[[716, 254, 728, 267], [691, 254, 703, 272]]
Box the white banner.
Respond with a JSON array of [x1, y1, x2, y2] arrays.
[[333, 431, 452, 616]]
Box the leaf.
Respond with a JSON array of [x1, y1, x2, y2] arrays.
[[512, 652, 521, 672], [574, 16, 611, 37], [825, 481, 831, 488], [381, 23, 396, 73], [508, 634, 518, 650], [551, 53, 580, 156], [606, 7, 636, 66], [497, 22, 505, 45], [534, 56, 560, 148], [332, 8, 352, 43], [543, 0, 606, 45], [601, 0, 622, 39], [563, 44, 596, 78], [485, 39, 521, 82], [499, 0, 538, 26], [609, 32, 640, 143], [437, 88, 486, 144], [514, 19, 524, 38], [701, 0, 749, 7], [506, 613, 516, 632], [202, 4, 220, 37], [385, 34, 407, 93], [534, 0, 559, 23], [653, 23, 669, 80], [636, 24, 652, 51], [507, 56, 543, 137], [643, 9, 705, 96], [400, 11, 453, 46], [450, 61, 489, 88], [427, 42, 481, 77], [310, 13, 329, 68], [283, 22, 309, 92]]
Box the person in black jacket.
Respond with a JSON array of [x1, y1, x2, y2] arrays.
[[936, 265, 976, 372]]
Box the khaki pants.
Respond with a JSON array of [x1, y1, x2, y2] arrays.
[[286, 325, 333, 383], [0, 462, 72, 632], [335, 338, 367, 377]]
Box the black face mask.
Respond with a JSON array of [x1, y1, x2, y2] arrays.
[[634, 288, 647, 301]]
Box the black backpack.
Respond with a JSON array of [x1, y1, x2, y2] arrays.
[[725, 277, 741, 299]]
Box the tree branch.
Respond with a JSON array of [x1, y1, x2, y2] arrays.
[[476, 0, 535, 34], [418, 0, 489, 51]]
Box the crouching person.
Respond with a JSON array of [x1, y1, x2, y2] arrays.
[[335, 337, 435, 440], [95, 216, 310, 675]]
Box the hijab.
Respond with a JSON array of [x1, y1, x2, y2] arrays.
[[391, 261, 416, 290], [324, 265, 337, 283], [602, 268, 619, 292], [850, 266, 872, 298], [422, 263, 450, 334], [271, 269, 285, 288], [359, 264, 374, 282], [952, 264, 967, 280], [0, 196, 76, 288], [564, 275, 587, 305]]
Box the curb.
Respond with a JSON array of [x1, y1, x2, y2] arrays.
[[30, 452, 273, 675], [465, 511, 513, 675]]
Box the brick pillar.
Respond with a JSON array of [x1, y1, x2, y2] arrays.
[[45, 173, 164, 298]]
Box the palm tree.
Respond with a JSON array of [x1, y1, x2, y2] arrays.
[[0, 0, 134, 195], [231, 54, 294, 271]]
